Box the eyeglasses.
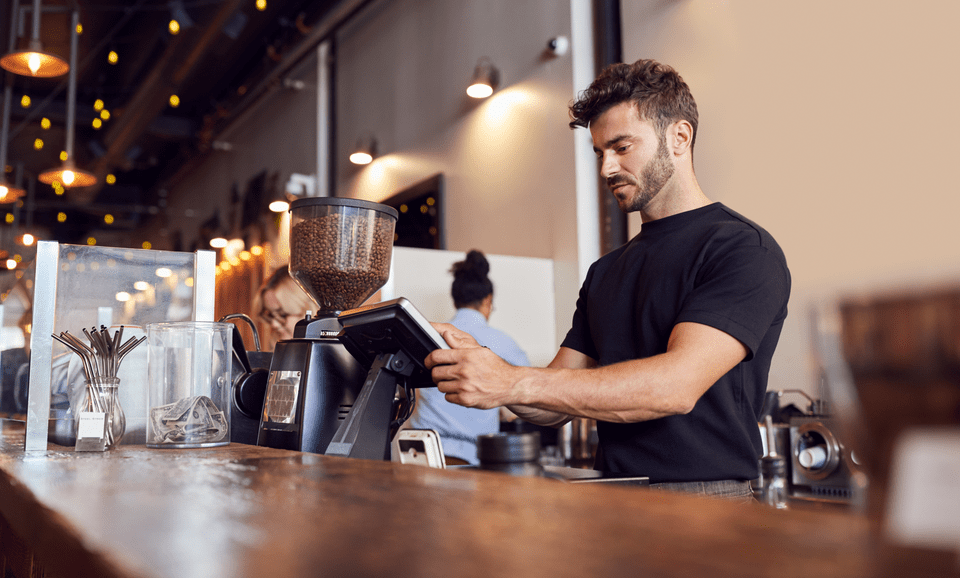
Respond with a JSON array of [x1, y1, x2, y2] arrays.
[[260, 308, 292, 325]]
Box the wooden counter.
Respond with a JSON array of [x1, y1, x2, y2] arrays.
[[0, 420, 954, 578]]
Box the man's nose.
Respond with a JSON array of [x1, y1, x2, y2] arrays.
[[599, 151, 619, 179]]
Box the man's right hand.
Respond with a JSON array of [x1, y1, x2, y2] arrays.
[[426, 324, 521, 410]]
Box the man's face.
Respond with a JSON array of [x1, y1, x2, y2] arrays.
[[590, 101, 675, 214]]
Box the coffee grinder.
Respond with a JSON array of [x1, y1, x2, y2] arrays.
[[256, 197, 399, 455]]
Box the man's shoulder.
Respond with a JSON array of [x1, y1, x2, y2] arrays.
[[702, 204, 785, 256]]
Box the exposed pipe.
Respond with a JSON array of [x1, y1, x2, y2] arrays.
[[65, 10, 78, 162]]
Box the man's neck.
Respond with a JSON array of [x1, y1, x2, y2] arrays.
[[638, 170, 710, 223]]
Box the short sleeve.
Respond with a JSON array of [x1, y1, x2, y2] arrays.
[[676, 244, 790, 359]]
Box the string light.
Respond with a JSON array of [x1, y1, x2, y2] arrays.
[[256, 0, 267, 11], [93, 99, 104, 111], [59, 151, 68, 161], [40, 117, 50, 129], [4, 213, 13, 224], [92, 118, 102, 129], [169, 94, 180, 108], [100, 109, 110, 120], [105, 174, 116, 184], [169, 20, 180, 35], [142, 241, 153, 250], [33, 139, 43, 150], [107, 50, 118, 64], [20, 95, 30, 108], [87, 237, 96, 246], [76, 23, 83, 35], [57, 212, 66, 222], [104, 214, 114, 224]]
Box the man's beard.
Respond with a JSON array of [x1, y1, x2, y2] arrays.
[[608, 136, 675, 213]]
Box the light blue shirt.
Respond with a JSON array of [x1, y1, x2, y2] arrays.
[[408, 308, 530, 464]]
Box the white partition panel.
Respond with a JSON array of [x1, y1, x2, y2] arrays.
[[382, 247, 557, 368]]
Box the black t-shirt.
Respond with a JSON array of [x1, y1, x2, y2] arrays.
[[561, 203, 791, 482]]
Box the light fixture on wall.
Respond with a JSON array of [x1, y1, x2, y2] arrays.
[[349, 136, 376, 165], [0, 0, 69, 78], [271, 173, 315, 211], [209, 220, 228, 249], [466, 57, 499, 99], [38, 11, 95, 188]]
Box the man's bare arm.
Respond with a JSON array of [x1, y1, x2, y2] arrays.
[[505, 347, 597, 427], [427, 321, 748, 423]]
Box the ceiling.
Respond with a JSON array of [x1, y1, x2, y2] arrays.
[[1, 0, 349, 250]]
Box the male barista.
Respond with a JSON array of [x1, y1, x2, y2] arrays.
[[426, 59, 791, 500]]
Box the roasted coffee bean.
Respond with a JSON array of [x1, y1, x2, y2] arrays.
[[290, 212, 393, 312]]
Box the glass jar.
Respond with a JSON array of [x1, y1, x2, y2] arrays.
[[78, 376, 126, 449]]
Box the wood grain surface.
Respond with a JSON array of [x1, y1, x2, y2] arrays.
[[0, 420, 949, 578]]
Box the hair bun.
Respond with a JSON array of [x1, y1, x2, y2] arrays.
[[452, 249, 490, 281]]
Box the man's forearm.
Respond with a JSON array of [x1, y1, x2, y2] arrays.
[[504, 404, 572, 427]]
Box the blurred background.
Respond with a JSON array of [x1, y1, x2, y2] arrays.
[[1, 0, 958, 406]]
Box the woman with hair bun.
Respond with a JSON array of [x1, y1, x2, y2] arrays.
[[408, 250, 530, 465]]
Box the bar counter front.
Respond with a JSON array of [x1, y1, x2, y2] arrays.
[[0, 421, 953, 578]]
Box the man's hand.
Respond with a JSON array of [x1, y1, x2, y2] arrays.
[[426, 323, 522, 409]]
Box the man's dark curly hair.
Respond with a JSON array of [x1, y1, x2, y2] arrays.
[[569, 59, 698, 150]]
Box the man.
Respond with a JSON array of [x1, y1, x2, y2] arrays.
[[426, 59, 790, 500]]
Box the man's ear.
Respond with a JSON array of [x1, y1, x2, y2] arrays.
[[670, 120, 694, 157]]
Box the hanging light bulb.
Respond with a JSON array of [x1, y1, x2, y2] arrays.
[[0, 183, 25, 204], [0, 0, 70, 78]]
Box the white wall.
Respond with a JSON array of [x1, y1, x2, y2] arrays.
[[333, 0, 581, 349], [620, 0, 960, 397]]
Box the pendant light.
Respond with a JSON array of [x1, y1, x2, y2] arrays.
[[38, 10, 95, 188], [0, 0, 26, 203], [0, 0, 69, 78]]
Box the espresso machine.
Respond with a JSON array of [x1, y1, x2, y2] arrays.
[[256, 197, 400, 457]]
